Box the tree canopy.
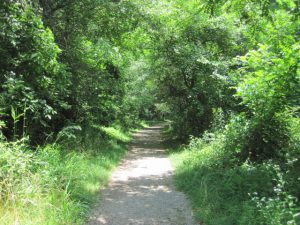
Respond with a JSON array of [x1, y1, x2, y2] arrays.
[[0, 0, 299, 224]]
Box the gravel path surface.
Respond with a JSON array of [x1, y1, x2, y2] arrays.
[[88, 125, 197, 225]]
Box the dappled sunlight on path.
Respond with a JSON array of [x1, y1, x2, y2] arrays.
[[88, 125, 197, 225]]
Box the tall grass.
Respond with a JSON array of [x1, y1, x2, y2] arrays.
[[168, 133, 300, 225], [0, 125, 136, 225]]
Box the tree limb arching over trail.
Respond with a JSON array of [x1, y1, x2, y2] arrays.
[[88, 125, 197, 225]]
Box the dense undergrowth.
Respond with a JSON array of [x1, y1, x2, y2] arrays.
[[168, 115, 300, 225], [0, 124, 141, 225]]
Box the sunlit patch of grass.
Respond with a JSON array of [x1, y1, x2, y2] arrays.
[[92, 124, 139, 143], [99, 126, 131, 142], [0, 126, 132, 224], [169, 136, 300, 225]]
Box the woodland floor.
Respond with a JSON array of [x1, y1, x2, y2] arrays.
[[88, 125, 197, 225]]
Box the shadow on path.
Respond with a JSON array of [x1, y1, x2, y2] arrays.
[[88, 125, 197, 225]]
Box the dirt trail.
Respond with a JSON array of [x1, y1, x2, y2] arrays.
[[88, 125, 197, 225]]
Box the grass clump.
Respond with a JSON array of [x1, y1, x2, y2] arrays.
[[169, 125, 300, 225], [97, 126, 132, 143], [0, 125, 133, 225]]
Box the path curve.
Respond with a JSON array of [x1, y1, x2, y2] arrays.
[[88, 125, 197, 225]]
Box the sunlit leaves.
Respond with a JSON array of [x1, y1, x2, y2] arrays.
[[236, 9, 300, 115]]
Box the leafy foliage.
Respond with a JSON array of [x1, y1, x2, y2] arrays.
[[0, 0, 299, 224], [170, 128, 300, 224]]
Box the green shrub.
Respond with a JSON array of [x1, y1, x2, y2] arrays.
[[170, 130, 300, 225]]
